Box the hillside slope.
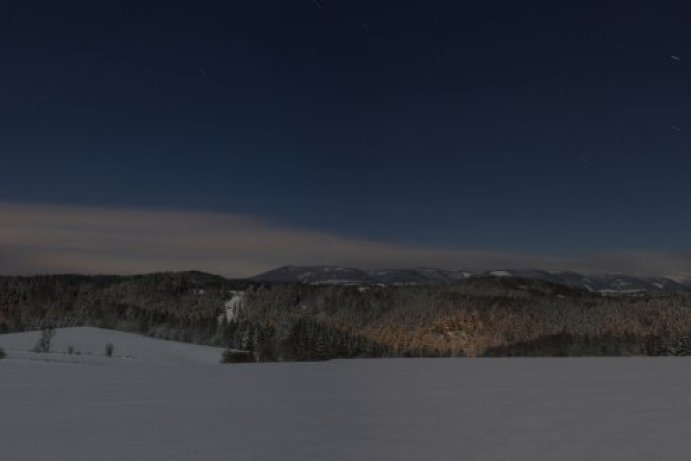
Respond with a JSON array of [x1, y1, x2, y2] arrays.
[[0, 327, 224, 365], [251, 265, 690, 292]]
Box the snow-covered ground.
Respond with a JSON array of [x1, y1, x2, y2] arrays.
[[0, 327, 224, 365], [2, 328, 691, 460]]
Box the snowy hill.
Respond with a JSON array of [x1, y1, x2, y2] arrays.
[[251, 265, 689, 293], [668, 273, 691, 288], [549, 272, 689, 293], [252, 265, 475, 285], [0, 327, 224, 365], [252, 265, 377, 284], [481, 269, 562, 283], [369, 267, 472, 285]]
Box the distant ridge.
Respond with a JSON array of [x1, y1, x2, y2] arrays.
[[251, 265, 691, 293]]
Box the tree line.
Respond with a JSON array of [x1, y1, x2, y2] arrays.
[[1, 272, 691, 360]]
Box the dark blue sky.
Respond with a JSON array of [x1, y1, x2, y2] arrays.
[[2, 0, 690, 256]]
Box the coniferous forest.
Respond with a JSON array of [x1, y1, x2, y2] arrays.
[[1, 272, 691, 361]]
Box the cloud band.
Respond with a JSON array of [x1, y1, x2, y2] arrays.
[[0, 202, 688, 277]]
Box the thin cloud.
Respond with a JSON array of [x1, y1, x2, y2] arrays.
[[0, 202, 688, 277]]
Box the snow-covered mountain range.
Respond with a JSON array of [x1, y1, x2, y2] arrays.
[[251, 265, 691, 293]]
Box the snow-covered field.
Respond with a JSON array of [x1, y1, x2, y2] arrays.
[[0, 327, 225, 365], [2, 328, 691, 460]]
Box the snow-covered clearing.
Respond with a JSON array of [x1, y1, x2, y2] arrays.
[[0, 327, 223, 365], [2, 327, 691, 460]]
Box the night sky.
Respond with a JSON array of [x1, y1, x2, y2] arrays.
[[1, 1, 690, 275]]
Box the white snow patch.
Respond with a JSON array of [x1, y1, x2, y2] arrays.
[[598, 289, 646, 295], [223, 290, 245, 323], [0, 327, 223, 365], [312, 279, 362, 285], [298, 271, 315, 281], [1, 354, 691, 460]]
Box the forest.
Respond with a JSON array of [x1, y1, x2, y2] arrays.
[[1, 272, 691, 361]]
